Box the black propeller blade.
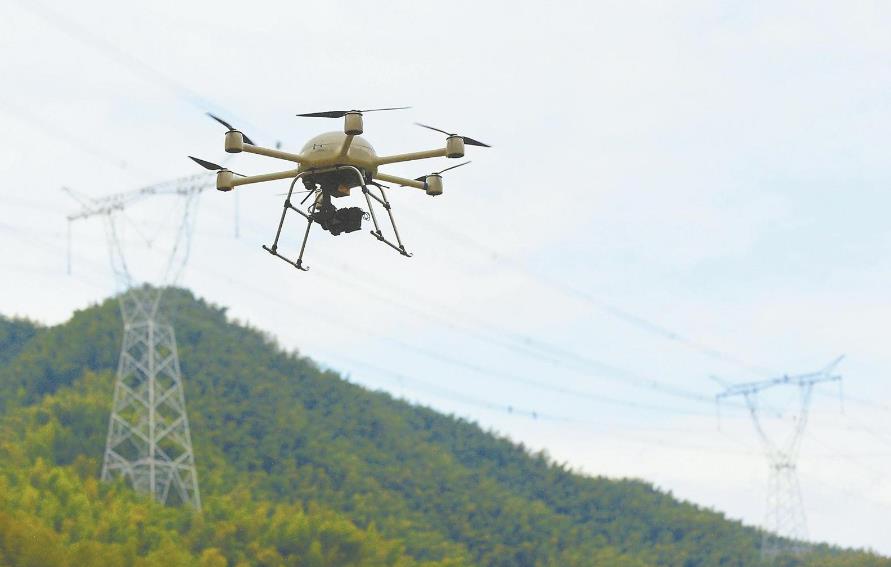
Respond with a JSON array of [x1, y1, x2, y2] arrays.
[[297, 106, 411, 119], [415, 122, 491, 148], [206, 113, 235, 132], [189, 156, 225, 171], [413, 161, 471, 181], [435, 160, 472, 175], [188, 156, 245, 177], [206, 112, 256, 145]]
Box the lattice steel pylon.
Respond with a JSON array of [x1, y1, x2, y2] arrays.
[[66, 174, 211, 510], [717, 357, 843, 559]]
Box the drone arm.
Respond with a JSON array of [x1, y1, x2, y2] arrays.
[[338, 135, 355, 158], [375, 147, 448, 166], [231, 168, 302, 188], [241, 143, 304, 163], [372, 172, 426, 190]]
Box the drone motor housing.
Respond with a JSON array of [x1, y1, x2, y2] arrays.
[[446, 135, 465, 158], [216, 170, 235, 192], [425, 173, 443, 196], [224, 131, 245, 153], [344, 112, 364, 135]]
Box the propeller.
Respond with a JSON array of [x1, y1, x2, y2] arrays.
[[297, 106, 410, 118], [206, 112, 256, 145], [415, 123, 491, 148], [413, 161, 471, 182], [188, 156, 245, 177], [189, 156, 227, 171]]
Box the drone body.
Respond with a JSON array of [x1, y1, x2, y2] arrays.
[[301, 132, 377, 170], [190, 108, 488, 271], [296, 132, 378, 195]]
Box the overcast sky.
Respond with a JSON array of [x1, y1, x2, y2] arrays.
[[1, 0, 890, 555]]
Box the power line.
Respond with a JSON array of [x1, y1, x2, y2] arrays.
[[9, 180, 856, 431], [0, 0, 862, 422], [6, 0, 774, 404], [320, 352, 569, 423], [0, 223, 110, 291], [11, 0, 269, 141], [0, 97, 156, 179], [798, 470, 891, 512], [803, 431, 888, 482], [14, 229, 844, 437], [8, 232, 880, 480], [1, 114, 882, 486], [842, 414, 891, 451], [192, 252, 715, 415], [817, 388, 891, 413], [402, 204, 775, 377], [8, 233, 889, 494], [140, 202, 729, 415], [57, 259, 891, 464], [5, 3, 886, 517], [312, 265, 721, 409], [213, 209, 735, 411], [304, 352, 763, 455]]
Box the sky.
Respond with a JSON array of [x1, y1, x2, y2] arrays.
[[1, 0, 890, 555]]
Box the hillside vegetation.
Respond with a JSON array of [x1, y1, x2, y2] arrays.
[[0, 289, 887, 566]]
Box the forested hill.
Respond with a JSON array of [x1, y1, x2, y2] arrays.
[[0, 289, 887, 567]]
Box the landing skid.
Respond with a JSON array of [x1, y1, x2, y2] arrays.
[[363, 181, 412, 257], [262, 166, 411, 272]]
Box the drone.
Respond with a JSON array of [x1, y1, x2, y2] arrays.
[[189, 107, 489, 271]]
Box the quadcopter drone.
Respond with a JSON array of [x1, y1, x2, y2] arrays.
[[189, 107, 489, 271]]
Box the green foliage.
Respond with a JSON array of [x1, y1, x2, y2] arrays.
[[0, 288, 887, 566], [0, 316, 40, 366]]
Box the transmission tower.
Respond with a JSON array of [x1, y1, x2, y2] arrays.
[[66, 173, 211, 510], [717, 357, 843, 559]]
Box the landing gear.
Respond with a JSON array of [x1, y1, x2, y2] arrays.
[[261, 166, 412, 272], [362, 182, 411, 257]]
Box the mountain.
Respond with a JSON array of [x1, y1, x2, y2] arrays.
[[0, 288, 887, 567]]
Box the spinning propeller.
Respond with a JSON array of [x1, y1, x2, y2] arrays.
[[414, 161, 471, 181], [188, 156, 244, 176], [296, 106, 410, 118], [207, 112, 256, 145], [415, 123, 491, 148], [188, 156, 226, 171]]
